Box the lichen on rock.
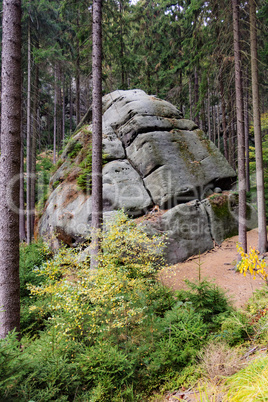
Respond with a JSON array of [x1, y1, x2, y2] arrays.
[[38, 89, 256, 262]]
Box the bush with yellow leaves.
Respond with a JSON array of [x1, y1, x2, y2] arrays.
[[28, 211, 168, 341], [236, 244, 268, 284]]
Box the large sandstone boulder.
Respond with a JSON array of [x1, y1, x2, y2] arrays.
[[140, 194, 257, 264], [39, 89, 256, 261]]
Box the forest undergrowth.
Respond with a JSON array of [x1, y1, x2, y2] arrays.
[[1, 211, 268, 401]]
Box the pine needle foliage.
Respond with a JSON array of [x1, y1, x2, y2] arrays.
[[176, 279, 232, 328], [0, 212, 241, 401]]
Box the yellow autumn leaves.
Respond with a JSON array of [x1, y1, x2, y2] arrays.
[[236, 244, 268, 283], [28, 211, 167, 341]]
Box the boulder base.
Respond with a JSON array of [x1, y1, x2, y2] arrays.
[[39, 89, 256, 262]]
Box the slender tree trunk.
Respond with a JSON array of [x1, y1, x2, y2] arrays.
[[230, 94, 237, 170], [53, 66, 57, 164], [194, 67, 199, 126], [26, 20, 32, 244], [212, 104, 216, 144], [243, 70, 250, 192], [62, 72, 65, 144], [119, 0, 126, 89], [189, 76, 193, 120], [249, 0, 267, 252], [232, 0, 247, 252], [91, 0, 103, 269], [216, 103, 221, 150], [19, 119, 26, 242], [56, 64, 62, 154], [30, 63, 38, 237], [69, 79, 73, 133], [207, 78, 211, 140], [219, 74, 228, 161], [76, 12, 81, 126], [0, 0, 22, 339]]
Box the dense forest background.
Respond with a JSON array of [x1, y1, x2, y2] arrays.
[[1, 0, 266, 160], [1, 1, 268, 401]]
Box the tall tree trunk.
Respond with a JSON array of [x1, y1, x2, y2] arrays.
[[91, 0, 103, 269], [119, 0, 126, 89], [62, 72, 65, 144], [69, 79, 73, 133], [212, 104, 216, 144], [249, 0, 267, 252], [207, 78, 211, 141], [19, 117, 26, 242], [0, 0, 22, 339], [53, 66, 57, 164], [232, 0, 247, 252], [30, 63, 39, 237], [76, 11, 81, 126], [26, 19, 32, 244], [243, 69, 250, 192], [194, 67, 199, 126], [219, 73, 228, 161], [216, 103, 221, 150], [189, 76, 193, 120]]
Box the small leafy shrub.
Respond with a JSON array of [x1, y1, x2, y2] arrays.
[[144, 303, 207, 388], [77, 148, 93, 192], [20, 242, 52, 333], [28, 212, 168, 341], [50, 158, 64, 174], [176, 279, 232, 328], [215, 312, 254, 346], [68, 142, 83, 159], [0, 331, 79, 401], [77, 144, 108, 192], [246, 288, 268, 342], [52, 179, 60, 189], [236, 244, 268, 284], [20, 241, 52, 298]]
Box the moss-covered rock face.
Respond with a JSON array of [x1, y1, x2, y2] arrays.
[[39, 89, 254, 262]]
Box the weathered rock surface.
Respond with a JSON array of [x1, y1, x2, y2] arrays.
[[140, 194, 257, 264], [39, 89, 256, 262]]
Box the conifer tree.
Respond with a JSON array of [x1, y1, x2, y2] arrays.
[[232, 0, 247, 252], [0, 0, 22, 339], [249, 0, 267, 253], [91, 0, 103, 269]]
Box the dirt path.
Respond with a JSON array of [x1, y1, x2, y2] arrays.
[[160, 228, 265, 309]]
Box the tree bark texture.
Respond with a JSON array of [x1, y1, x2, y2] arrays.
[[243, 70, 250, 193], [207, 78, 211, 141], [26, 19, 32, 243], [249, 0, 267, 252], [232, 0, 247, 252], [219, 74, 228, 161], [19, 124, 26, 242], [76, 12, 81, 127], [30, 63, 39, 237], [194, 67, 199, 126], [0, 0, 22, 338], [91, 0, 103, 269], [53, 66, 57, 164]]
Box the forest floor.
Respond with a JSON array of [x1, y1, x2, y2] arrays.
[[160, 227, 265, 309], [158, 227, 266, 402]]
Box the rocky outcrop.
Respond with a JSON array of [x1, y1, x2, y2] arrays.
[[39, 89, 256, 262], [140, 194, 257, 264]]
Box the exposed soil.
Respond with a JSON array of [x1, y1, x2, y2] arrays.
[[160, 227, 265, 309], [158, 228, 267, 402]]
